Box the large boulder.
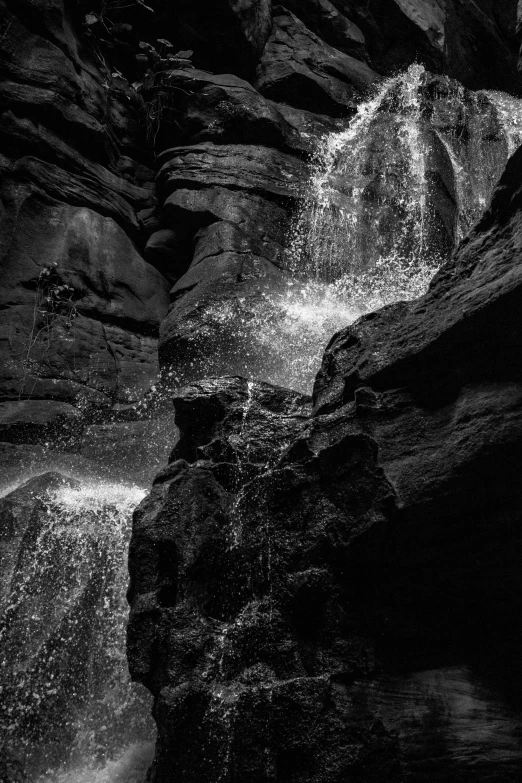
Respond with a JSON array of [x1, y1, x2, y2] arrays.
[[254, 7, 378, 116], [128, 372, 522, 781], [310, 140, 522, 654], [127, 378, 404, 783]]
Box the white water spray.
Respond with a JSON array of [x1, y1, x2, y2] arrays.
[[0, 480, 152, 782], [288, 64, 438, 285], [236, 66, 522, 392]]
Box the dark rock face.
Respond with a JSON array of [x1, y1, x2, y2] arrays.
[[3, 0, 522, 779], [311, 141, 522, 660], [314, 143, 522, 414], [0, 197, 169, 405], [254, 7, 378, 116], [282, 0, 369, 61], [172, 0, 273, 78], [0, 0, 176, 477], [152, 69, 306, 153], [333, 0, 520, 93], [127, 377, 403, 782]]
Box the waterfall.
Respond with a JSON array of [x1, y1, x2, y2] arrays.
[[240, 65, 522, 393], [288, 64, 438, 287], [4, 66, 522, 783], [178, 66, 522, 394], [0, 479, 154, 782]]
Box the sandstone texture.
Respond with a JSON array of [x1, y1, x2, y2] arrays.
[[310, 138, 522, 658]]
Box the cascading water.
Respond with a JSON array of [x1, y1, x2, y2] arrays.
[[0, 479, 154, 782], [288, 64, 439, 286], [235, 65, 522, 393]]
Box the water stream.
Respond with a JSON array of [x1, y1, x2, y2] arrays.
[[0, 480, 154, 782]]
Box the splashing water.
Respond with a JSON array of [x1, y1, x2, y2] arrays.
[[287, 64, 441, 285], [170, 67, 522, 394], [0, 479, 153, 782], [239, 66, 522, 392], [38, 742, 155, 783]]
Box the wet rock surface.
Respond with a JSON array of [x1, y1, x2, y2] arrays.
[[3, 0, 522, 780], [127, 377, 403, 782], [128, 339, 522, 781], [2, 0, 518, 456]]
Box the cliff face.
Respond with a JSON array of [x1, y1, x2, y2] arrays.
[[0, 0, 174, 484], [3, 1, 522, 781]]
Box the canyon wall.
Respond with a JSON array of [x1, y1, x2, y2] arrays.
[[1, 0, 520, 486], [2, 1, 522, 781]]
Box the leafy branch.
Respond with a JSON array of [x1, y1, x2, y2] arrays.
[[18, 266, 78, 400]]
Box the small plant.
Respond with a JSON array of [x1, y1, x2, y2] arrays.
[[131, 41, 194, 145], [18, 265, 79, 399], [78, 0, 195, 149]]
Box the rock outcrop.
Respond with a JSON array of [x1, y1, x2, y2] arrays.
[[128, 145, 522, 781], [311, 141, 522, 657], [334, 0, 520, 93], [127, 378, 403, 782], [254, 7, 378, 116], [0, 0, 176, 480]]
